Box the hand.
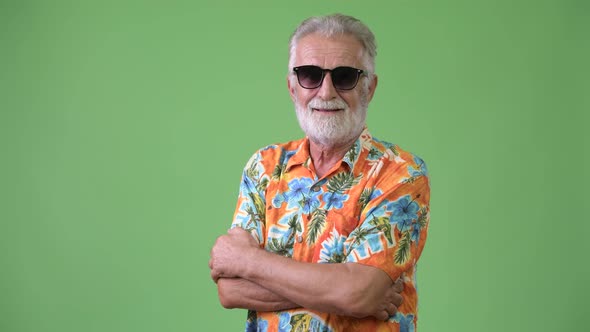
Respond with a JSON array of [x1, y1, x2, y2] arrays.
[[371, 277, 404, 321], [209, 227, 260, 283]]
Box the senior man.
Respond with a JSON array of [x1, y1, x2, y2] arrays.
[[209, 14, 430, 332]]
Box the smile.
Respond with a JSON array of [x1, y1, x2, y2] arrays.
[[312, 108, 344, 113]]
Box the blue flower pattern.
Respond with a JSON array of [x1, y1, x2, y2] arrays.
[[390, 195, 420, 232], [319, 229, 347, 262], [323, 192, 348, 210], [393, 312, 415, 332]]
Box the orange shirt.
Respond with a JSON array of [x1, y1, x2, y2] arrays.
[[231, 128, 430, 332]]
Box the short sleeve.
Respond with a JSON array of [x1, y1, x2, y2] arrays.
[[345, 156, 430, 281], [231, 151, 269, 245]]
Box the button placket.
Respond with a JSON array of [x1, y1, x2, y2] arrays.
[[291, 213, 307, 258]]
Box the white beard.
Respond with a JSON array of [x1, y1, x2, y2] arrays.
[[294, 94, 368, 148]]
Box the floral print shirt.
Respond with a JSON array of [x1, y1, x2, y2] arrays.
[[231, 128, 430, 332]]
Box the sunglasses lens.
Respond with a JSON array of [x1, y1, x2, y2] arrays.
[[296, 66, 323, 89], [332, 67, 360, 90], [294, 66, 362, 90]]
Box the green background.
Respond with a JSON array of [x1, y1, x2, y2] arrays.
[[1, 0, 588, 331]]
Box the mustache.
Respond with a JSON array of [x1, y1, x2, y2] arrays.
[[307, 98, 348, 111]]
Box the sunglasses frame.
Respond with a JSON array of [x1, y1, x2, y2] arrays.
[[293, 65, 364, 90]]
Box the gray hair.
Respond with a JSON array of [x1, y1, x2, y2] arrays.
[[288, 14, 377, 79]]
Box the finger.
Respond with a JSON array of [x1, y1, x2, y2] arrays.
[[393, 278, 404, 293], [386, 302, 398, 316], [392, 292, 403, 307], [211, 268, 224, 283], [375, 310, 389, 321], [210, 269, 217, 282]]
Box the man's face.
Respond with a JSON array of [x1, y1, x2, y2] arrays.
[[288, 33, 377, 147]]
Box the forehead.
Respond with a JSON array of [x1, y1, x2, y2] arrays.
[[294, 33, 365, 68]]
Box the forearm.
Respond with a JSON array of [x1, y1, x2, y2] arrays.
[[239, 248, 392, 318], [210, 228, 402, 320], [217, 277, 300, 311]]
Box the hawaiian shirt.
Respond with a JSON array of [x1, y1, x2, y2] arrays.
[[231, 128, 430, 332]]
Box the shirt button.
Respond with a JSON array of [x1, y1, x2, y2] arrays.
[[296, 235, 303, 243], [312, 186, 321, 192]]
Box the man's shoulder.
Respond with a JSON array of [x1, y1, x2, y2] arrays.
[[243, 137, 306, 167], [368, 134, 427, 168]]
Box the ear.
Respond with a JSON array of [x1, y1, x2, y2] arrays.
[[366, 74, 378, 103], [287, 75, 296, 102]]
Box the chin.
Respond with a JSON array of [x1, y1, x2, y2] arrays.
[[294, 97, 367, 148]]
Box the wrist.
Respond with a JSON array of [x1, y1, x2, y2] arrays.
[[240, 245, 266, 280]]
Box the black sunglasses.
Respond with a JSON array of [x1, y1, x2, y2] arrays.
[[293, 65, 364, 90]]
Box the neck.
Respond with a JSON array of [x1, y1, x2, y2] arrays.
[[308, 136, 357, 178]]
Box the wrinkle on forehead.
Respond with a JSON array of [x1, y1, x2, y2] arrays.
[[294, 34, 365, 69]]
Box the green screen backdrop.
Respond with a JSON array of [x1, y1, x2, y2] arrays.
[[1, 1, 588, 331]]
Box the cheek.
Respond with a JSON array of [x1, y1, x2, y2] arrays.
[[341, 94, 359, 109], [295, 89, 315, 106]]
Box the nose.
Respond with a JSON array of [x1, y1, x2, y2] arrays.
[[317, 72, 338, 100]]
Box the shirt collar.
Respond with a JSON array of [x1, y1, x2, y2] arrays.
[[286, 127, 372, 172], [285, 138, 311, 171]]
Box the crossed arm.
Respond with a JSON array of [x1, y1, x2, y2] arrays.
[[209, 227, 403, 320], [216, 277, 298, 312]]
